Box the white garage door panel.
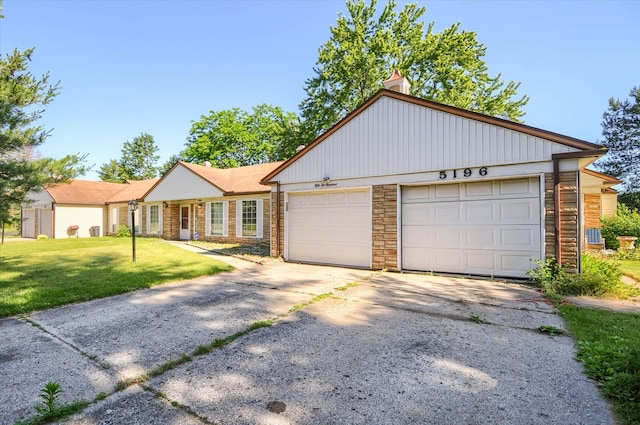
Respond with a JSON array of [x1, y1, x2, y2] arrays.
[[287, 189, 371, 268], [23, 210, 36, 238], [402, 177, 541, 278]]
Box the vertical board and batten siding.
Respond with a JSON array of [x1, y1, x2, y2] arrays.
[[272, 97, 578, 184], [144, 165, 223, 202]]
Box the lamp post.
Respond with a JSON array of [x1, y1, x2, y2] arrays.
[[128, 200, 138, 262]]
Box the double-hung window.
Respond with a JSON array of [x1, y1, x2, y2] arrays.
[[147, 204, 162, 235], [236, 199, 263, 238], [206, 201, 228, 237]]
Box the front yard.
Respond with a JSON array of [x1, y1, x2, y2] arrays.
[[0, 238, 233, 318]]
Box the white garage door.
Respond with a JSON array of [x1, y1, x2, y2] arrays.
[[402, 177, 541, 278], [23, 209, 36, 238], [287, 189, 371, 268]]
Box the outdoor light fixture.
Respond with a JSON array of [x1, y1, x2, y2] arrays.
[[128, 200, 138, 262]]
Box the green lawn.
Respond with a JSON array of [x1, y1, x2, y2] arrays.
[[0, 238, 234, 317], [561, 305, 640, 425], [617, 259, 640, 281]]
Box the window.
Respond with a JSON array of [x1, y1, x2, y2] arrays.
[[242, 200, 257, 237], [147, 205, 162, 235], [236, 199, 263, 238], [206, 201, 228, 237], [110, 207, 119, 233]]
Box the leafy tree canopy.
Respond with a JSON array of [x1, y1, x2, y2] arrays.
[[597, 86, 640, 196], [98, 132, 160, 182], [0, 47, 89, 228], [299, 0, 529, 139], [182, 104, 300, 168]]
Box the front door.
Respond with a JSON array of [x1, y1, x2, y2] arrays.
[[180, 205, 190, 240]]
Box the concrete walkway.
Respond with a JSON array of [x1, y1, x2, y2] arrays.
[[1, 244, 617, 424]]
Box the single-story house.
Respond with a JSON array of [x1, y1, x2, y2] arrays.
[[261, 72, 616, 278], [22, 179, 157, 239], [22, 72, 619, 279], [139, 161, 282, 246]]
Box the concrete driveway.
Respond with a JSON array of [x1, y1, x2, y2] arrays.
[[1, 248, 615, 425]]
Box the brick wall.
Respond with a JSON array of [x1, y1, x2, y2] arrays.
[[372, 184, 398, 270], [160, 197, 271, 246], [270, 191, 284, 257], [545, 171, 579, 272]]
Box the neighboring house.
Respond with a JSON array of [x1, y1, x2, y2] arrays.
[[581, 168, 620, 230], [22, 179, 156, 239], [140, 161, 283, 246], [262, 72, 615, 278]]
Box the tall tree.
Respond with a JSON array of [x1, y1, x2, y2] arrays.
[[597, 86, 640, 197], [183, 104, 300, 168], [299, 0, 529, 139], [0, 47, 88, 240], [98, 132, 160, 182]]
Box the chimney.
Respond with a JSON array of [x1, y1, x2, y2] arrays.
[[383, 70, 411, 94]]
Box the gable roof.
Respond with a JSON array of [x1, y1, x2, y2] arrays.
[[108, 179, 160, 203], [45, 179, 160, 205], [262, 89, 606, 183], [46, 180, 127, 205], [143, 161, 284, 199], [582, 168, 622, 186]]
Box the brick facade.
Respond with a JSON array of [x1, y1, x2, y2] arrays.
[[372, 184, 398, 270], [544, 171, 579, 272], [158, 197, 271, 247], [270, 191, 285, 257]]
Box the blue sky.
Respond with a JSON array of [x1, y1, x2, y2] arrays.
[[2, 0, 638, 180]]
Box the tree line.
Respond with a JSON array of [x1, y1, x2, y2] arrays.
[[3, 0, 637, 218]]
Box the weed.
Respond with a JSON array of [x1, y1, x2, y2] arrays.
[[538, 325, 565, 336], [94, 392, 108, 402], [150, 353, 192, 378], [36, 382, 63, 415], [528, 254, 635, 298], [16, 382, 90, 425], [335, 282, 359, 292], [247, 319, 273, 331], [470, 315, 489, 324]]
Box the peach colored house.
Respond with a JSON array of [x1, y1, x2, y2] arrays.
[[22, 179, 157, 239]]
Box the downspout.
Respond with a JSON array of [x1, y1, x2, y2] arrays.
[[276, 182, 281, 257], [553, 158, 562, 265]]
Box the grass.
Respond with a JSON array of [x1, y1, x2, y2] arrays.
[[560, 305, 640, 425], [0, 238, 234, 317], [188, 241, 271, 263], [617, 259, 640, 282]]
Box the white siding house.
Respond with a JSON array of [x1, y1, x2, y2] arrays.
[[263, 76, 611, 278]]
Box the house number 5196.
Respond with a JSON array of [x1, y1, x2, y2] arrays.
[[439, 167, 488, 180]]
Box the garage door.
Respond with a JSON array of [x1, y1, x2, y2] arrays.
[[402, 177, 541, 278], [287, 189, 371, 268], [23, 209, 36, 238]]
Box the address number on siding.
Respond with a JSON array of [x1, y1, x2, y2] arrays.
[[439, 167, 488, 180]]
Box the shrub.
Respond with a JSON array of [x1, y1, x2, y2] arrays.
[[528, 253, 624, 297], [601, 203, 640, 249], [36, 234, 49, 241], [116, 225, 131, 238]]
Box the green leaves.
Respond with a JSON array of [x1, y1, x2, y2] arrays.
[[300, 0, 529, 139], [597, 87, 640, 195], [98, 132, 160, 182], [182, 104, 300, 168]]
